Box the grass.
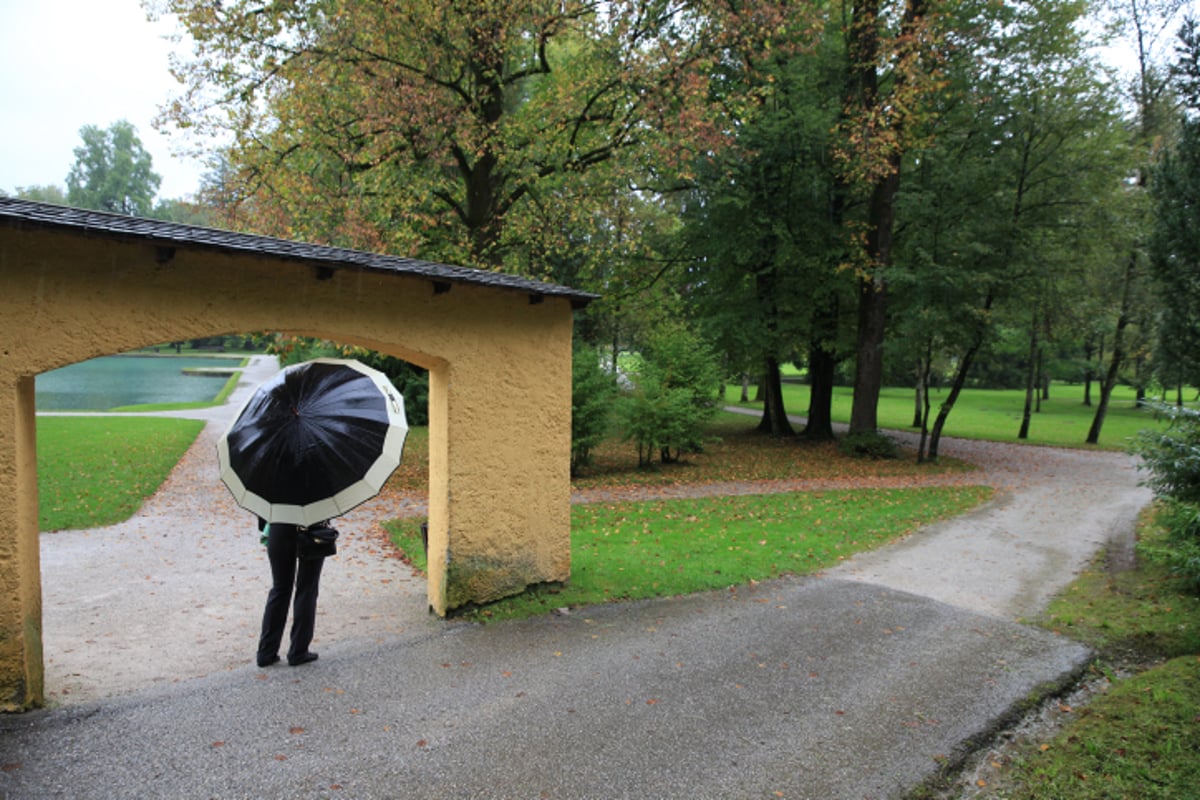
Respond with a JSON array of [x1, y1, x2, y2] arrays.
[[936, 514, 1200, 799], [729, 381, 1177, 451], [385, 484, 994, 621], [37, 416, 204, 531]]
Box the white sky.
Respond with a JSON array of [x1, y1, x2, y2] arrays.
[[0, 0, 206, 200]]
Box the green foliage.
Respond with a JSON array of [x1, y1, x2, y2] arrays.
[[37, 417, 203, 531], [1133, 405, 1200, 588], [571, 345, 617, 476], [1148, 18, 1200, 393], [267, 334, 430, 426], [837, 431, 899, 460], [65, 120, 161, 216], [388, 485, 993, 622], [619, 325, 722, 466], [10, 184, 66, 204]]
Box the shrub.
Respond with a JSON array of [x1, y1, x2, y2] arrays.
[[571, 345, 617, 475], [619, 324, 722, 466], [1134, 405, 1200, 589], [838, 431, 899, 460]]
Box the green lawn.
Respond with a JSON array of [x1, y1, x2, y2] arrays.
[[728, 381, 1176, 450], [386, 484, 994, 621], [36, 416, 204, 531]]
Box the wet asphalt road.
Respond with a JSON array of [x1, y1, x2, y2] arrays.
[[0, 576, 1088, 799]]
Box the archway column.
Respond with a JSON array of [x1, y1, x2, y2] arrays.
[[422, 312, 573, 616], [0, 375, 44, 710]]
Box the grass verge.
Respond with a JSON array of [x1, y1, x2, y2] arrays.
[[37, 416, 204, 530], [929, 512, 1200, 799], [386, 484, 993, 622]]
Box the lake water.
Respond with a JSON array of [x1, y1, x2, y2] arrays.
[[36, 355, 236, 411]]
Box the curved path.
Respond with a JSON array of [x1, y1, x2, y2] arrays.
[[2, 362, 1151, 799]]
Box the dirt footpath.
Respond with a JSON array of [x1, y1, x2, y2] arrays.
[[38, 363, 1150, 706]]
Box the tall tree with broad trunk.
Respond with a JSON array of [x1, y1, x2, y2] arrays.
[[835, 0, 946, 435]]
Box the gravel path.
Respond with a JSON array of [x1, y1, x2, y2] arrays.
[[38, 362, 1150, 707], [39, 356, 437, 706]]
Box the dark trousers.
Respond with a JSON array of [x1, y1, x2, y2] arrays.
[[258, 523, 325, 663]]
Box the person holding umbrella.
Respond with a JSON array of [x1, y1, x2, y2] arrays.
[[256, 518, 325, 666], [217, 358, 409, 668]]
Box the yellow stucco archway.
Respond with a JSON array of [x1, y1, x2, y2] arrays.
[[0, 198, 594, 710]]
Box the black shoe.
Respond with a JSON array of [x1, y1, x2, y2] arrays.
[[257, 654, 280, 668], [288, 651, 319, 666]]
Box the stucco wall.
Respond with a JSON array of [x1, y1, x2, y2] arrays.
[[0, 226, 574, 710]]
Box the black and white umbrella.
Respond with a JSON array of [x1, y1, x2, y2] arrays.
[[217, 358, 408, 526]]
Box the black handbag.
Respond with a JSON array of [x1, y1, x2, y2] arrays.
[[296, 523, 339, 560]]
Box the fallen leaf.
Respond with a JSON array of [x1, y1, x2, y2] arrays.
[[289, 726, 305, 735]]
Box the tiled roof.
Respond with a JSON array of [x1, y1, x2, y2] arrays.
[[0, 198, 597, 308]]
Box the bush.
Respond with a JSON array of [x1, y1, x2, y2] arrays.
[[1134, 405, 1200, 589], [838, 431, 899, 459], [619, 324, 722, 466], [571, 345, 617, 475]]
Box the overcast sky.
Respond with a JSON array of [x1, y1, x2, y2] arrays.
[[0, 0, 206, 200]]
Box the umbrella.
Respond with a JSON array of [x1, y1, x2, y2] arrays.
[[217, 358, 408, 526]]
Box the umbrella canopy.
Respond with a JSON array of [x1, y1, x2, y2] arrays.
[[217, 358, 408, 526]]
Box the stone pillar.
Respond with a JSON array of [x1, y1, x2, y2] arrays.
[[0, 375, 44, 710]]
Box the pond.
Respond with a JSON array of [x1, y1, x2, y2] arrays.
[[36, 355, 237, 411]]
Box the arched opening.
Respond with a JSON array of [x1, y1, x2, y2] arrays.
[[35, 341, 433, 704], [0, 199, 593, 709]]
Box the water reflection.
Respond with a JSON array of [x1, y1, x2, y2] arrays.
[[36, 355, 235, 411]]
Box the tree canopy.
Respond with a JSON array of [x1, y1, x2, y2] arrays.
[[66, 120, 161, 216]]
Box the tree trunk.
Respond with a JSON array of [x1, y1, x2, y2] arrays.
[[912, 361, 925, 428], [915, 339, 934, 462], [757, 356, 795, 437], [803, 294, 840, 442], [804, 340, 837, 442], [740, 373, 750, 403], [928, 340, 981, 461], [1082, 337, 1094, 406], [848, 182, 895, 436], [1018, 310, 1038, 440], [927, 291, 994, 460], [1087, 254, 1137, 444]]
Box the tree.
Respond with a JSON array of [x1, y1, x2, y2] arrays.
[[890, 0, 1129, 457], [682, 31, 848, 440], [153, 0, 817, 271], [835, 0, 948, 435], [65, 120, 161, 216], [619, 323, 722, 466], [571, 343, 617, 476], [1086, 0, 1189, 443], [1148, 18, 1200, 404], [7, 185, 66, 204]]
